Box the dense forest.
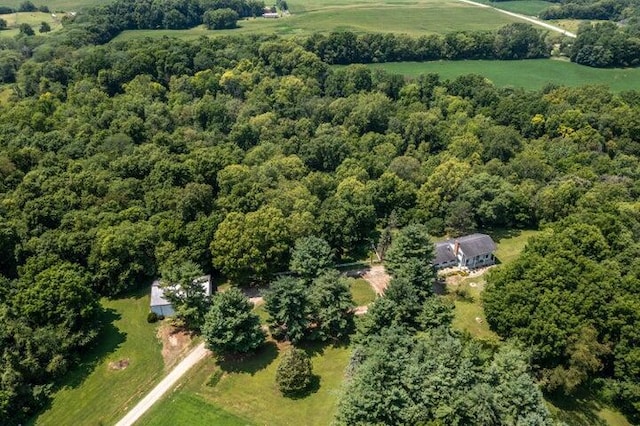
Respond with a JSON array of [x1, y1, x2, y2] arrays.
[[0, 18, 640, 424]]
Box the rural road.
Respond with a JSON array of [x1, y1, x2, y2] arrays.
[[115, 342, 210, 426], [458, 0, 577, 38]]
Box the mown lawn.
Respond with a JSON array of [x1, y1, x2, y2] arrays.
[[362, 59, 640, 92], [349, 277, 377, 306], [138, 340, 351, 426], [115, 0, 520, 40], [31, 287, 165, 426], [137, 392, 253, 426]]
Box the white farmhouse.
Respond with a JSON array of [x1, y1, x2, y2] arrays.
[[433, 233, 496, 270]]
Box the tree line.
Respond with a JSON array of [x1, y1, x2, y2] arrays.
[[1, 33, 640, 423]]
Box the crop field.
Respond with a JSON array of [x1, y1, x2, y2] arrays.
[[363, 59, 640, 91], [473, 0, 553, 16], [0, 0, 97, 11], [116, 0, 522, 40]]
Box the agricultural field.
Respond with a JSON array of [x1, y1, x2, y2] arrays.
[[475, 0, 554, 16], [138, 341, 351, 426], [31, 288, 166, 426], [0, 11, 63, 37], [0, 0, 96, 11], [116, 0, 522, 40], [362, 59, 640, 91]]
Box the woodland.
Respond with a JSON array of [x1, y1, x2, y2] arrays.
[[0, 4, 639, 423]]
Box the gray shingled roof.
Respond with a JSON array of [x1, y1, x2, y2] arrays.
[[457, 233, 496, 257], [434, 242, 457, 265]]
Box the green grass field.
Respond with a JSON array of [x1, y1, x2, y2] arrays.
[[363, 59, 640, 91], [138, 341, 351, 426], [0, 0, 99, 11], [476, 0, 553, 16], [0, 11, 63, 37], [349, 277, 377, 306], [115, 0, 521, 41], [138, 393, 252, 426], [32, 288, 165, 426]]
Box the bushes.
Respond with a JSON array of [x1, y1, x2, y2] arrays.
[[147, 311, 159, 323]]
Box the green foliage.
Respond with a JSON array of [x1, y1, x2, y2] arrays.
[[337, 327, 553, 425], [147, 311, 159, 323], [264, 277, 310, 343], [203, 8, 239, 30], [160, 261, 209, 331], [203, 287, 265, 354], [308, 271, 354, 341], [289, 236, 333, 280], [39, 21, 51, 33], [212, 207, 293, 284], [275, 348, 313, 396], [18, 23, 34, 36], [484, 213, 640, 420], [384, 223, 436, 296]]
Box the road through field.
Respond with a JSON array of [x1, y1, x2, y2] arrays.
[[115, 342, 209, 426], [457, 0, 577, 38]]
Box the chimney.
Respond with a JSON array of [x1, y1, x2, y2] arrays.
[[454, 241, 460, 255]]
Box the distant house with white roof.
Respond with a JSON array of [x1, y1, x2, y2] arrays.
[[433, 233, 496, 270], [150, 275, 212, 316]]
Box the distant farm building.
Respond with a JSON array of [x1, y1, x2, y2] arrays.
[[433, 233, 496, 270], [262, 12, 279, 18], [150, 275, 212, 316]]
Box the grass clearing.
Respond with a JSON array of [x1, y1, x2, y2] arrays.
[[0, 11, 64, 37], [362, 59, 640, 92], [349, 277, 377, 306], [138, 340, 351, 426], [115, 0, 521, 41], [32, 287, 165, 426]]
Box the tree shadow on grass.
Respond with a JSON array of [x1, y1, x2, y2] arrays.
[[298, 335, 352, 358], [283, 374, 322, 400], [28, 307, 126, 424], [217, 341, 279, 375], [546, 387, 609, 426]]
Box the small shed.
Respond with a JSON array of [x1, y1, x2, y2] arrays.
[[262, 12, 279, 18], [150, 275, 212, 316]]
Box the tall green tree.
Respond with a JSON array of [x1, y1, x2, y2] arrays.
[[289, 236, 333, 280], [203, 288, 264, 354], [308, 270, 354, 341], [264, 276, 310, 343], [160, 261, 209, 331]]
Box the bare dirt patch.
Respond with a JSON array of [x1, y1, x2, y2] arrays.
[[356, 265, 390, 295], [108, 359, 130, 370], [157, 323, 192, 369]]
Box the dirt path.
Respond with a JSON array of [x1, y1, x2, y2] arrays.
[[115, 343, 210, 426], [457, 0, 577, 38]]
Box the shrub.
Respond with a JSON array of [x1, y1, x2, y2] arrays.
[[276, 348, 313, 396], [147, 311, 159, 323]]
